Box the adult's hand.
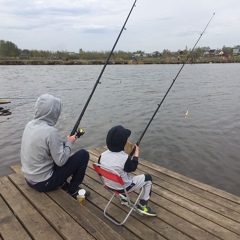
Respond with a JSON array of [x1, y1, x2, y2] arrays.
[[67, 135, 77, 144]]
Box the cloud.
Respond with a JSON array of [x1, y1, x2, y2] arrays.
[[0, 0, 240, 52]]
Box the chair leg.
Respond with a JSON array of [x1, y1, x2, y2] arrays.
[[103, 187, 144, 225], [132, 187, 144, 215], [104, 193, 136, 225], [123, 187, 144, 216]]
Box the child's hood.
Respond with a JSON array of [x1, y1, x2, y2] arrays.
[[106, 125, 131, 152]]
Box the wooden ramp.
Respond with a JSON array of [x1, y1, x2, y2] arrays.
[[1, 147, 240, 240]]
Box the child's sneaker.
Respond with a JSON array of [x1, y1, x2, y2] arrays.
[[120, 197, 130, 206], [137, 204, 157, 216]]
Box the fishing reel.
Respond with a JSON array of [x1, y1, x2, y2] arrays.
[[76, 128, 85, 138]]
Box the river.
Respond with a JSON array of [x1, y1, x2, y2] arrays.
[[1, 63, 239, 196]]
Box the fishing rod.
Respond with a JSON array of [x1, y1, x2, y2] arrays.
[[71, 0, 137, 137], [130, 13, 215, 157]]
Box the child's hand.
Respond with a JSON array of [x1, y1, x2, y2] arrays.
[[133, 144, 139, 157]]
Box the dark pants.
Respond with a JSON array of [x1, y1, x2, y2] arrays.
[[26, 149, 89, 193]]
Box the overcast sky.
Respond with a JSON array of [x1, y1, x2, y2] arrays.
[[1, 0, 239, 53]]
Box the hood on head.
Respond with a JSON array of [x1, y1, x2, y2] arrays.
[[34, 94, 62, 126], [106, 125, 131, 152]]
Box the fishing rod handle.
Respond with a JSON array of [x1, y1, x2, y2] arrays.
[[129, 141, 139, 157]]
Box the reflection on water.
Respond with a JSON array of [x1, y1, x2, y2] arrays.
[[0, 64, 240, 196]]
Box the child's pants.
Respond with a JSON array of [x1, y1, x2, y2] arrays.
[[127, 174, 152, 201]]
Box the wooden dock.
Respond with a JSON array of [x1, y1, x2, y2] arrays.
[[0, 100, 11, 104], [1, 146, 240, 240]]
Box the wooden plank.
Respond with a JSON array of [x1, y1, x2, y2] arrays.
[[46, 189, 125, 240], [0, 176, 61, 240], [10, 164, 138, 240], [123, 161, 240, 227], [0, 100, 11, 104], [11, 160, 240, 217], [89, 148, 240, 209], [139, 160, 240, 209], [150, 193, 240, 240], [0, 196, 31, 240], [82, 175, 168, 240], [13, 163, 216, 239], [9, 144, 240, 240], [80, 199, 141, 240], [87, 151, 240, 240], [8, 173, 94, 240], [135, 165, 240, 218], [153, 183, 240, 235], [154, 183, 239, 229], [10, 165, 22, 174], [85, 161, 221, 240]]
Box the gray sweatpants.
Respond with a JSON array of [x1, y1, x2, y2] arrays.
[[128, 174, 152, 201]]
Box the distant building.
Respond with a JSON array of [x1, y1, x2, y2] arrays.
[[233, 48, 240, 55], [209, 49, 216, 55], [203, 49, 217, 57], [203, 49, 229, 58], [148, 52, 161, 57]]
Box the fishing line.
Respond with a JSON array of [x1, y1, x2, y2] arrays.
[[70, 0, 137, 137], [130, 13, 215, 157]]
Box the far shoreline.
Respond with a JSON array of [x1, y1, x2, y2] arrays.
[[0, 59, 239, 65]]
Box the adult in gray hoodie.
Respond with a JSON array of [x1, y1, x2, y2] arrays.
[[21, 94, 89, 198]]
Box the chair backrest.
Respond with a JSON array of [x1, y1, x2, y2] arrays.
[[93, 163, 124, 186]]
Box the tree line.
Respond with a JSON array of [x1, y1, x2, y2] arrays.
[[0, 39, 239, 61], [0, 40, 20, 57]]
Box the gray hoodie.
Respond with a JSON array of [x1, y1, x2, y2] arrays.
[[21, 94, 73, 182]]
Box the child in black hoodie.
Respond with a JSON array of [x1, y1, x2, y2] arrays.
[[98, 125, 157, 216]]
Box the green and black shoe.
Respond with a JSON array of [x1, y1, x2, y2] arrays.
[[137, 204, 157, 216]]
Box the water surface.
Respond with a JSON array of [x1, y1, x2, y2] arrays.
[[1, 63, 239, 196]]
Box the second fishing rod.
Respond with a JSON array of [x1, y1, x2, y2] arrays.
[[71, 0, 137, 138], [129, 13, 215, 157]]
